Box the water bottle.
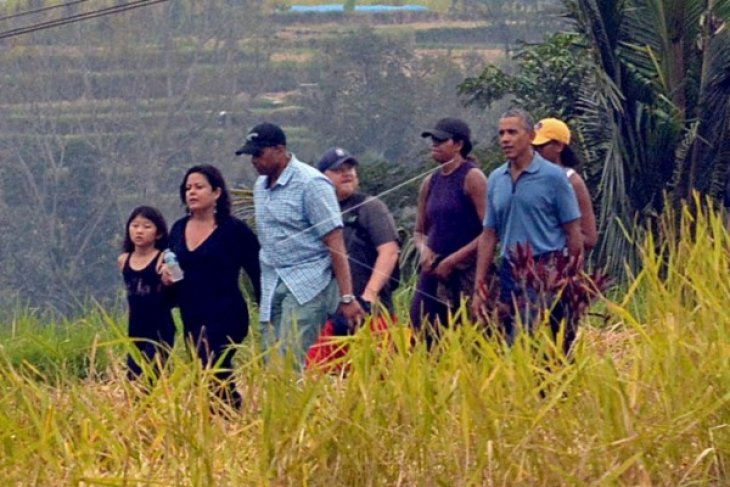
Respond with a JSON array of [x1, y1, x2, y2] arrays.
[[163, 250, 184, 282]]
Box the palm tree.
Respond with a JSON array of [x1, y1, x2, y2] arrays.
[[566, 0, 730, 277]]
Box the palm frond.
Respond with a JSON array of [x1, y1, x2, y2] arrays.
[[230, 188, 256, 228]]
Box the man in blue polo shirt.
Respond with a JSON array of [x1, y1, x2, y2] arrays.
[[235, 122, 364, 365], [471, 108, 583, 345]]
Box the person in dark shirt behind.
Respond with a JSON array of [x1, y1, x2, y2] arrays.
[[317, 147, 400, 316], [306, 147, 400, 371]]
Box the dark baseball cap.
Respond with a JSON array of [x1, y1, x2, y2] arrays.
[[235, 122, 286, 156], [421, 117, 473, 154], [317, 147, 358, 172]]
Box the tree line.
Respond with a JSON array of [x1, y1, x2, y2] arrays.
[[2, 0, 723, 315], [0, 1, 513, 315], [460, 0, 730, 276]]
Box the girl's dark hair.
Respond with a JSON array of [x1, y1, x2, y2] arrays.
[[560, 145, 582, 169], [179, 164, 231, 223], [122, 206, 169, 253]]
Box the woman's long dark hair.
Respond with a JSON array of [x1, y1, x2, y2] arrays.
[[179, 164, 231, 223], [122, 206, 169, 252], [560, 145, 582, 169]]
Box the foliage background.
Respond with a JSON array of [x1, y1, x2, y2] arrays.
[[0, 3, 728, 483], [0, 0, 567, 316]]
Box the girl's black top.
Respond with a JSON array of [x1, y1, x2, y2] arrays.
[[122, 251, 175, 340]]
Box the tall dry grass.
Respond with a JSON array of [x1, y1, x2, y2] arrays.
[[1, 200, 728, 485]]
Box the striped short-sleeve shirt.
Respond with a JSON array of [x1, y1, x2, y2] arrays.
[[254, 154, 343, 322]]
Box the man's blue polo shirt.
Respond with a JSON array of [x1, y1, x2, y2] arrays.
[[484, 153, 580, 257]]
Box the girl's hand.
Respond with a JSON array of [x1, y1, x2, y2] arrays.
[[159, 265, 174, 286]]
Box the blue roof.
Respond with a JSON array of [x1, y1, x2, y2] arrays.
[[289, 4, 429, 13], [356, 5, 429, 11]]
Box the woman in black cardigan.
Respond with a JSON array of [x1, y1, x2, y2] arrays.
[[163, 164, 260, 409]]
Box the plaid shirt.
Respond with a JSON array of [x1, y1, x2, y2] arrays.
[[254, 154, 342, 322]]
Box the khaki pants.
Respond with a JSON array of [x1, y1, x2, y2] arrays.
[[263, 277, 339, 367]]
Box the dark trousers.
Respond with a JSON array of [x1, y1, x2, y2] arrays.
[[127, 328, 175, 380], [410, 273, 449, 331], [185, 325, 243, 409], [498, 255, 576, 354], [410, 266, 474, 346]]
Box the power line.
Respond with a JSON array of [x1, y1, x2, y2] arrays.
[[0, 0, 460, 308], [278, 160, 448, 246], [0, 0, 169, 41], [0, 0, 92, 23]]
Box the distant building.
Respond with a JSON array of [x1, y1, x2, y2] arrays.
[[289, 4, 430, 14]]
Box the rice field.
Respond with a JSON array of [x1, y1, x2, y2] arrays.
[[1, 202, 728, 485]]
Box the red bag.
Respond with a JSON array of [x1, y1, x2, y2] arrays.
[[306, 314, 393, 373]]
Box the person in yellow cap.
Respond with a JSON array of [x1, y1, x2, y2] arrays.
[[532, 118, 597, 251]]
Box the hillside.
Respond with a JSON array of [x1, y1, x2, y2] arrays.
[[0, 1, 567, 314]]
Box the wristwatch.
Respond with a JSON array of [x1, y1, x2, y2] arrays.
[[340, 294, 356, 304]]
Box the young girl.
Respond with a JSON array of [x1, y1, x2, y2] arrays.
[[118, 206, 176, 379]]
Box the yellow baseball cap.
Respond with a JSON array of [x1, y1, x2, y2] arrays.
[[532, 118, 571, 146]]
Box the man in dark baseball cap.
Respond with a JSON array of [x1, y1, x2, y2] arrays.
[[421, 117, 473, 156], [234, 122, 287, 156], [307, 146, 400, 370], [235, 124, 364, 365]]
